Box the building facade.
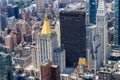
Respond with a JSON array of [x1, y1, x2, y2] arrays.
[[7, 5, 18, 18], [31, 45, 38, 69], [86, 25, 102, 71], [60, 11, 86, 67], [5, 35, 14, 51], [37, 29, 58, 64], [96, 0, 108, 65], [53, 47, 66, 73], [35, 0, 51, 12], [0, 13, 7, 31], [36, 15, 60, 79], [13, 47, 32, 68], [0, 45, 13, 80], [40, 62, 52, 80], [51, 65, 60, 80], [35, 0, 43, 12], [88, 0, 98, 24], [7, 16, 15, 29], [114, 0, 119, 45], [15, 20, 31, 42]]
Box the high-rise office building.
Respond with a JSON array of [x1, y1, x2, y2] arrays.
[[10, 33, 17, 47], [7, 5, 19, 18], [37, 15, 58, 64], [32, 22, 41, 42], [0, 13, 7, 31], [7, 16, 15, 29], [40, 61, 52, 80], [40, 62, 60, 80], [55, 20, 61, 47], [53, 48, 66, 73], [0, 0, 7, 7], [60, 11, 86, 67], [13, 5, 19, 19], [51, 65, 60, 80], [0, 45, 13, 80], [31, 45, 38, 69], [36, 15, 61, 80], [114, 0, 119, 45], [7, 5, 14, 17], [86, 25, 102, 70], [5, 35, 14, 51], [15, 20, 31, 42], [35, 0, 51, 13], [23, 34, 32, 42], [96, 0, 108, 65], [35, 0, 43, 13], [0, 6, 1, 33], [88, 0, 98, 24], [59, 0, 68, 4]]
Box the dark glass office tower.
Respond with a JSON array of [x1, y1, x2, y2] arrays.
[[13, 5, 19, 19], [7, 5, 19, 19], [7, 5, 14, 17], [0, 45, 13, 80], [114, 0, 120, 45], [60, 11, 86, 67], [89, 0, 98, 24]]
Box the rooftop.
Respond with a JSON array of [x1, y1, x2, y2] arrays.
[[0, 44, 10, 53], [62, 68, 75, 74], [98, 0, 105, 10], [67, 2, 86, 11], [114, 71, 120, 74], [82, 73, 95, 79], [54, 47, 64, 52], [13, 46, 31, 59], [0, 52, 10, 57], [61, 2, 87, 12], [16, 19, 26, 25], [24, 65, 34, 71], [51, 65, 58, 68]]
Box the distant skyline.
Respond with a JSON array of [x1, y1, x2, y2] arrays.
[[0, 0, 119, 80]]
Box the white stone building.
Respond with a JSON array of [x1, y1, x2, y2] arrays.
[[87, 25, 102, 71], [96, 0, 108, 66], [37, 15, 58, 64]]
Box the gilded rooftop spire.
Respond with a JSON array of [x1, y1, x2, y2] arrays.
[[41, 14, 52, 34]]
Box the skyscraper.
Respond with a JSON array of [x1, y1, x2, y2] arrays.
[[0, 13, 7, 31], [51, 65, 60, 80], [0, 45, 13, 80], [37, 15, 58, 64], [59, 0, 68, 4], [36, 15, 61, 80], [0, 4, 1, 33], [13, 5, 19, 19], [86, 25, 102, 70], [35, 0, 51, 12], [5, 35, 14, 51], [60, 11, 86, 67], [7, 5, 14, 17], [96, 0, 108, 65], [89, 0, 98, 24], [114, 0, 119, 45], [35, 0, 43, 12], [53, 48, 66, 73]]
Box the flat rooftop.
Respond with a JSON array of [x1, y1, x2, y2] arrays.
[[62, 67, 75, 74], [13, 46, 31, 58]]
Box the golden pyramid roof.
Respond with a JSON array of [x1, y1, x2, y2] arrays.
[[41, 15, 52, 35]]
